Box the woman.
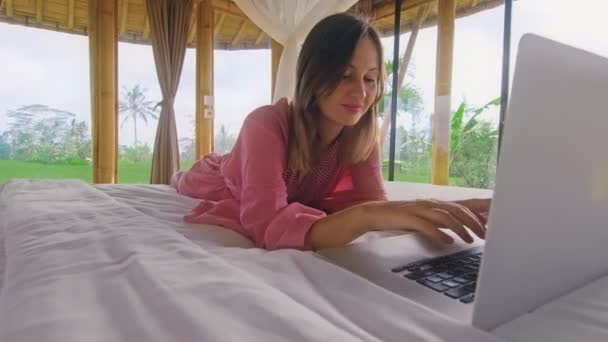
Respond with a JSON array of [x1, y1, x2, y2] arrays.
[[175, 13, 490, 251]]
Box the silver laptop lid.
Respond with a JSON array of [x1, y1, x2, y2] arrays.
[[473, 34, 608, 330]]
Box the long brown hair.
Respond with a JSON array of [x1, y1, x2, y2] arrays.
[[287, 13, 386, 174]]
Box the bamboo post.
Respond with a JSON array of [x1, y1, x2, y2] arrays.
[[119, 0, 128, 35], [88, 0, 118, 183], [67, 0, 75, 29], [271, 39, 283, 101], [196, 0, 214, 158], [36, 0, 43, 23], [4, 0, 13, 18], [431, 0, 456, 185], [380, 4, 427, 150]]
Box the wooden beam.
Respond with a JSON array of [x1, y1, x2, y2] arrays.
[[431, 0, 455, 185], [355, 0, 373, 16], [397, 5, 427, 98], [196, 0, 214, 158], [254, 29, 265, 45], [89, 0, 118, 183], [271, 39, 283, 100], [5, 0, 13, 18], [36, 0, 43, 23], [67, 0, 75, 29], [188, 2, 198, 44], [143, 9, 150, 39], [373, 0, 433, 21], [213, 12, 225, 36], [471, 0, 481, 9], [231, 19, 247, 46], [211, 0, 245, 18], [119, 0, 128, 35]]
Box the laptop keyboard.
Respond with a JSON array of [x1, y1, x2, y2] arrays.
[[391, 247, 483, 304]]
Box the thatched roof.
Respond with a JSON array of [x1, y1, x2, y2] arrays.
[[0, 0, 505, 50]]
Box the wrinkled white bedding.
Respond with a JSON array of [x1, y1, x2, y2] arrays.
[[0, 179, 501, 342]]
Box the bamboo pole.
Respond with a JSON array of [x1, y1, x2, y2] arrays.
[[271, 39, 283, 101], [188, 1, 198, 44], [374, 0, 432, 21], [36, 0, 43, 23], [119, 0, 128, 35], [89, 0, 118, 184], [67, 0, 75, 29], [254, 30, 265, 45], [143, 10, 150, 39], [431, 0, 456, 185], [196, 0, 214, 158], [231, 19, 247, 46], [214, 12, 225, 36], [5, 0, 13, 18], [380, 4, 427, 150]]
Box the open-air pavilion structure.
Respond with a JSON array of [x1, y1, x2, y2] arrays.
[[0, 0, 510, 184]]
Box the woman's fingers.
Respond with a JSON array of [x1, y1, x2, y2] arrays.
[[455, 198, 491, 212], [454, 198, 491, 224], [404, 215, 454, 245], [415, 200, 486, 239], [413, 208, 475, 243]]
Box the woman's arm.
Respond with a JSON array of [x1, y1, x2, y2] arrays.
[[307, 198, 491, 250]]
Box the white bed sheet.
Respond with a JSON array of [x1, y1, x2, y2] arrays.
[[0, 179, 501, 342], [94, 184, 255, 249]]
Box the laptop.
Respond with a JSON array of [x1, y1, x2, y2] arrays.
[[317, 34, 608, 331]]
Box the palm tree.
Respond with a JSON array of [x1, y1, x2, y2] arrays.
[[119, 85, 159, 146]]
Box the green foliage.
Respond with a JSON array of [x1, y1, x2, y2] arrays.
[[2, 104, 91, 163], [449, 97, 501, 189], [0, 133, 11, 160], [179, 124, 236, 161], [450, 102, 466, 154], [119, 144, 152, 163], [450, 121, 498, 189], [179, 137, 196, 162], [379, 57, 424, 118], [214, 125, 237, 155]]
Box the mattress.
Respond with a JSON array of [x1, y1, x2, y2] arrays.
[[0, 179, 501, 342], [2, 179, 605, 341]]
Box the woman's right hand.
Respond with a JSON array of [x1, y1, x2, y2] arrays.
[[357, 200, 488, 245]]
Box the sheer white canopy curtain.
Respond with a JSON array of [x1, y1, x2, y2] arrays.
[[232, 0, 358, 102]]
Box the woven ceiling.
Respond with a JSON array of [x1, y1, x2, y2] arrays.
[[0, 0, 506, 50]]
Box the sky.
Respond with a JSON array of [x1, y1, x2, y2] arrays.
[[1, 0, 608, 148]]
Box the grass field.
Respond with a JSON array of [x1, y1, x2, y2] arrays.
[[1, 160, 457, 185], [0, 160, 196, 184]]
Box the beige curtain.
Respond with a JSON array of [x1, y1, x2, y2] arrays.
[[146, 0, 192, 184]]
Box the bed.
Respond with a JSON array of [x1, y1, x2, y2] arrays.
[[0, 179, 606, 341]]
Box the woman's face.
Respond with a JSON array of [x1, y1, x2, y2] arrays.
[[318, 35, 380, 129]]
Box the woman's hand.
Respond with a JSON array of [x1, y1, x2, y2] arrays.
[[453, 198, 491, 224], [358, 199, 491, 245], [306, 198, 491, 250]]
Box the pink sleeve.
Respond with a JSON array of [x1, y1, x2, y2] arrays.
[[237, 108, 326, 250], [319, 143, 387, 213]]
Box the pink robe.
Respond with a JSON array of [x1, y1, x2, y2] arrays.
[[177, 99, 386, 250]]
